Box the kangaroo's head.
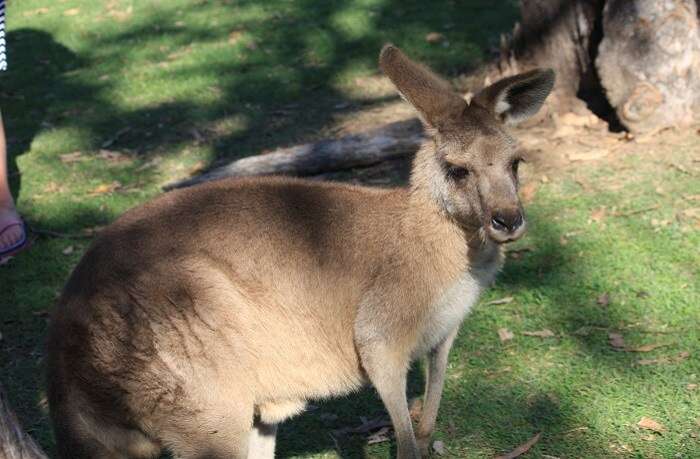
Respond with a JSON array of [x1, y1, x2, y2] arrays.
[[379, 45, 554, 244]]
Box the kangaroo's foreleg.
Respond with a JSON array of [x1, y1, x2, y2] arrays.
[[416, 328, 458, 457], [362, 343, 420, 459]]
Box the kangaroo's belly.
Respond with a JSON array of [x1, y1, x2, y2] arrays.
[[141, 259, 366, 406]]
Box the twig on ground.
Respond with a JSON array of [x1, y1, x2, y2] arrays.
[[494, 432, 542, 459], [611, 204, 660, 217], [30, 227, 94, 239]]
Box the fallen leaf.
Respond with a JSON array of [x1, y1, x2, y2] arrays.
[[686, 383, 697, 391], [425, 32, 445, 44], [608, 332, 626, 350], [189, 160, 206, 176], [432, 440, 446, 456], [62, 245, 74, 255], [107, 5, 133, 21], [613, 204, 661, 217], [626, 343, 668, 353], [59, 151, 86, 163], [494, 432, 542, 459], [519, 182, 538, 204], [485, 366, 513, 378], [88, 181, 122, 196], [637, 351, 690, 366], [98, 149, 131, 163], [562, 426, 589, 435], [638, 417, 665, 433], [596, 293, 610, 306], [366, 426, 392, 445], [82, 225, 106, 236], [498, 328, 514, 342], [590, 207, 607, 223], [487, 297, 514, 306], [43, 182, 65, 193], [365, 428, 391, 444], [331, 417, 391, 438], [228, 30, 244, 45], [24, 7, 50, 17], [101, 127, 131, 148], [507, 247, 532, 260], [683, 207, 700, 219], [522, 329, 555, 338], [64, 8, 80, 16], [568, 149, 609, 161], [640, 434, 656, 441]]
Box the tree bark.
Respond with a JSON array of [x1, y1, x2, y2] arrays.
[[511, 0, 603, 97], [596, 0, 700, 132], [0, 384, 47, 459]]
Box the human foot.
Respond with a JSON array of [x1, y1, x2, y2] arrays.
[[0, 205, 27, 258]]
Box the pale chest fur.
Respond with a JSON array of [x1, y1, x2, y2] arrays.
[[414, 244, 504, 357]]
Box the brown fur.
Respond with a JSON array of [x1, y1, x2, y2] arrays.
[[47, 45, 554, 459]]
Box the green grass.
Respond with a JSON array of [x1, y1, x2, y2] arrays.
[[1, 1, 699, 458]]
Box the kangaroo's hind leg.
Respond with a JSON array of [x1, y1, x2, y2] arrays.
[[248, 420, 277, 459]]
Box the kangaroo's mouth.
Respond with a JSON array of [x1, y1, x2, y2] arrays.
[[485, 219, 527, 244]]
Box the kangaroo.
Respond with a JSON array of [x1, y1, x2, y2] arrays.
[[46, 45, 554, 459]]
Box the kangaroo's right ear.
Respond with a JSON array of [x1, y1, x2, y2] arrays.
[[379, 44, 466, 131], [472, 68, 555, 125]]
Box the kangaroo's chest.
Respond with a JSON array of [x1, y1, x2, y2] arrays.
[[414, 255, 502, 357]]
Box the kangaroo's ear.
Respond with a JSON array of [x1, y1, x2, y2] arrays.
[[379, 44, 466, 130], [472, 69, 555, 125]]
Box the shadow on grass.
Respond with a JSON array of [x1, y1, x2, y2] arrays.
[[3, 1, 521, 189], [2, 29, 83, 201]]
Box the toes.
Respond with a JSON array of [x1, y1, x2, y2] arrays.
[[0, 225, 23, 248]]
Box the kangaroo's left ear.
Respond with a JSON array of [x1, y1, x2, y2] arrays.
[[472, 69, 555, 125]]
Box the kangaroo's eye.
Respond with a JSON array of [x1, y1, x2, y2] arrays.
[[446, 165, 469, 180]]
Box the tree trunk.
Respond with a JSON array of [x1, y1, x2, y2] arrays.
[[512, 0, 603, 97], [596, 0, 700, 132], [166, 119, 423, 189], [500, 0, 700, 131], [0, 384, 47, 459]]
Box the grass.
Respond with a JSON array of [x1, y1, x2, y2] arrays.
[[1, 0, 699, 458]]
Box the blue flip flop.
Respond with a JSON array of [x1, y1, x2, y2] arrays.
[[0, 221, 29, 261]]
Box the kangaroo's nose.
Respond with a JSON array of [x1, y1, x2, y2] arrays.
[[490, 210, 523, 233]]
